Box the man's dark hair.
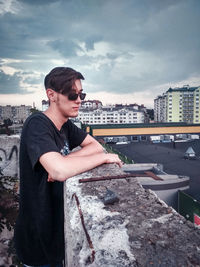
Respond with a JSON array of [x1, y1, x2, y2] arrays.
[[44, 67, 84, 95]]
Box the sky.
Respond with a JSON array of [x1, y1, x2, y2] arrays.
[[0, 0, 200, 109]]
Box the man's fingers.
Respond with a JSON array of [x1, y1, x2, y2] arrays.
[[105, 153, 123, 167]]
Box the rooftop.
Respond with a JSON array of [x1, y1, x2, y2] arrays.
[[167, 86, 199, 93], [64, 163, 200, 266], [111, 140, 200, 202]]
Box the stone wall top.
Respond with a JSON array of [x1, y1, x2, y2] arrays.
[[64, 163, 200, 267]]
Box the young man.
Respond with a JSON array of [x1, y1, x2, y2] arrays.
[[14, 67, 121, 267]]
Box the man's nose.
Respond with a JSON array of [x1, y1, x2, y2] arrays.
[[76, 94, 82, 102]]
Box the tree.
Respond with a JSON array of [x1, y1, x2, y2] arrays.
[[146, 109, 154, 121]]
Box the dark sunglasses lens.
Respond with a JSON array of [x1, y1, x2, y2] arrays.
[[68, 92, 86, 101], [80, 93, 86, 100], [68, 93, 77, 101]]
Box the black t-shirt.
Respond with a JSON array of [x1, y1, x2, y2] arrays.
[[14, 112, 87, 266]]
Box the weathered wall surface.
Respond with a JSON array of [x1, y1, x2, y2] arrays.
[[0, 135, 20, 178], [0, 136, 20, 265], [0, 176, 19, 266], [64, 164, 200, 267]]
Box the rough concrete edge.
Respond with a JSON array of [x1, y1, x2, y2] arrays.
[[64, 168, 137, 267]]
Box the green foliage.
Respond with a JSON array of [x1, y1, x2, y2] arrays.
[[3, 118, 13, 126], [147, 109, 154, 120], [30, 107, 40, 114], [0, 177, 20, 265], [0, 177, 19, 233]]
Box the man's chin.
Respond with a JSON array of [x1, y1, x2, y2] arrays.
[[69, 112, 79, 118]]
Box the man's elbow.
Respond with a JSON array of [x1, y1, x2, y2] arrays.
[[49, 166, 71, 182]]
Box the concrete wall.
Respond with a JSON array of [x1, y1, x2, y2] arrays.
[[64, 163, 200, 266], [0, 135, 20, 178]]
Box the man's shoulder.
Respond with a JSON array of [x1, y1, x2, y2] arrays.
[[24, 112, 48, 125], [22, 112, 52, 133]]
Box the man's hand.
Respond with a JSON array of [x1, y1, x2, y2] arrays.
[[105, 153, 123, 167]]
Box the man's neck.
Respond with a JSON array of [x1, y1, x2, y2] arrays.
[[43, 107, 68, 131]]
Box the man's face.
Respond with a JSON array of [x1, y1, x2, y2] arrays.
[[56, 79, 83, 119]]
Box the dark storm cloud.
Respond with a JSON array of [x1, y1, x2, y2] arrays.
[[0, 0, 199, 99], [47, 39, 83, 58], [17, 0, 59, 5], [0, 70, 31, 94], [0, 14, 45, 59], [85, 35, 103, 51]]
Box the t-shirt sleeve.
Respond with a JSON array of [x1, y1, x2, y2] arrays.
[[66, 120, 87, 150], [24, 116, 60, 169]]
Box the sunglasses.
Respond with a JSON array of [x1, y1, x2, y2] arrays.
[[67, 91, 86, 101]]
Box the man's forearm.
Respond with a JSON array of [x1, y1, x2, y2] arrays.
[[48, 152, 121, 181], [68, 134, 104, 158], [68, 141, 104, 157]]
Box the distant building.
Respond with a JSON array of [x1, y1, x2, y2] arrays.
[[78, 103, 148, 124], [154, 94, 167, 122], [81, 100, 102, 110], [0, 105, 32, 123], [42, 100, 49, 111], [154, 85, 200, 124], [41, 99, 149, 124]]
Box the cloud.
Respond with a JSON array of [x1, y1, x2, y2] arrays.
[[0, 70, 31, 94], [47, 39, 83, 58], [17, 0, 59, 5], [0, 0, 19, 15], [0, 0, 199, 108]]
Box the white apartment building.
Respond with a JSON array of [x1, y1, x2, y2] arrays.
[[154, 94, 167, 122], [78, 106, 145, 124], [42, 100, 49, 111], [81, 100, 102, 110], [41, 99, 103, 111], [41, 99, 148, 124]]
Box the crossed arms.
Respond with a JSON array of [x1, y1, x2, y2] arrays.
[[39, 134, 122, 182]]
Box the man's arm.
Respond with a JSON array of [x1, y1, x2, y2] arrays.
[[67, 134, 104, 157], [39, 151, 122, 182]]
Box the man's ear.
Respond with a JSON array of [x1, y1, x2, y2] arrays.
[[46, 88, 56, 103]]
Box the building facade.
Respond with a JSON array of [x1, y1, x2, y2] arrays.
[[81, 100, 102, 110], [78, 103, 148, 124], [154, 94, 167, 122], [41, 99, 149, 124], [0, 105, 32, 123], [42, 100, 49, 112], [154, 85, 200, 124]]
